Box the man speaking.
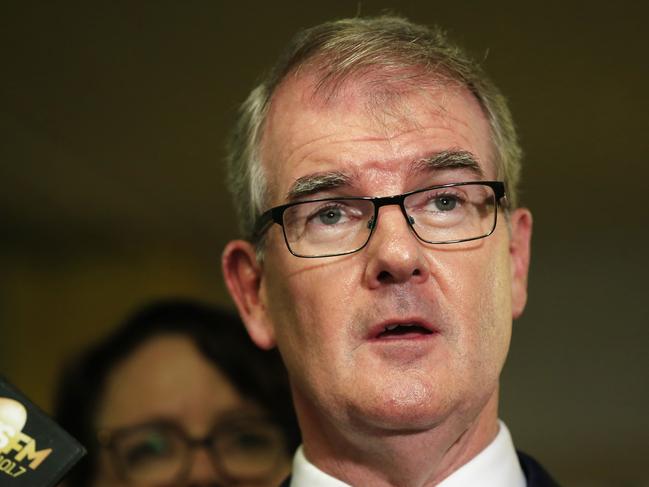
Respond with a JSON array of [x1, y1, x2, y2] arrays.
[[223, 15, 559, 487]]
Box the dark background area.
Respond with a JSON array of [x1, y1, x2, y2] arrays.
[[1, 2, 647, 486]]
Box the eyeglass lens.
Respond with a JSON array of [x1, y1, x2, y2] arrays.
[[116, 425, 184, 483], [212, 423, 285, 479]]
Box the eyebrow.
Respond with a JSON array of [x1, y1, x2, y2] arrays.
[[286, 171, 352, 201], [412, 150, 485, 178], [285, 150, 485, 201]]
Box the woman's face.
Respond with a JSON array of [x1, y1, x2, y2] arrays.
[[92, 334, 291, 487]]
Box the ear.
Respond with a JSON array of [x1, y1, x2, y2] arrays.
[[222, 240, 276, 349], [508, 208, 533, 319]]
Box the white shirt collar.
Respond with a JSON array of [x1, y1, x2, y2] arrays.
[[290, 421, 526, 487]]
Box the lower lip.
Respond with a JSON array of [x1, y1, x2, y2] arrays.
[[367, 331, 440, 359], [373, 330, 436, 341]]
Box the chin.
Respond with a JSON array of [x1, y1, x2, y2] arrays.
[[345, 379, 455, 433]]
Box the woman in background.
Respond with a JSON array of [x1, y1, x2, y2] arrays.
[[54, 299, 299, 487]]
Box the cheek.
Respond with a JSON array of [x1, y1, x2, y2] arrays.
[[264, 245, 358, 325], [436, 241, 512, 364], [471, 245, 513, 372], [262, 253, 361, 365]]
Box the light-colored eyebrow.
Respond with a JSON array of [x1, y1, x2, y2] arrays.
[[286, 171, 352, 201], [412, 150, 485, 178]]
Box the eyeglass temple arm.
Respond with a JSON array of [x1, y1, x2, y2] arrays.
[[251, 206, 284, 241]]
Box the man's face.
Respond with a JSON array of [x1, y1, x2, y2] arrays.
[[227, 74, 531, 437]]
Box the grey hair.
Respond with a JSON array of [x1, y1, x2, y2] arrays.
[[226, 15, 522, 241]]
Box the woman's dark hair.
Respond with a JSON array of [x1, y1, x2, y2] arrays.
[[53, 299, 299, 487]]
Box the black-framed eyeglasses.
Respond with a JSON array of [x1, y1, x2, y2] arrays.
[[252, 181, 506, 258], [98, 415, 287, 484]]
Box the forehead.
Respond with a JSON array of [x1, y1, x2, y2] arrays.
[[260, 71, 495, 202], [97, 335, 245, 430]]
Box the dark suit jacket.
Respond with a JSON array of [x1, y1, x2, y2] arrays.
[[278, 451, 560, 486], [517, 451, 561, 487]]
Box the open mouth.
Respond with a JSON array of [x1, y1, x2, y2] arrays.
[[376, 323, 435, 339]]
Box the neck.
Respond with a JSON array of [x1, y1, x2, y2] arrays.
[[296, 391, 500, 487]]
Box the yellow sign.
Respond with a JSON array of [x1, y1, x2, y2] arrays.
[[0, 397, 52, 478]]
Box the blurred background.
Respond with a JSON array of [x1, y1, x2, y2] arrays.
[[1, 2, 647, 486]]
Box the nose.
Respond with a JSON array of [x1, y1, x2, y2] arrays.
[[363, 204, 429, 288], [184, 447, 224, 487]]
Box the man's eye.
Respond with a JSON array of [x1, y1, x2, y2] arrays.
[[305, 203, 352, 226], [433, 195, 459, 211], [317, 207, 343, 225]]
